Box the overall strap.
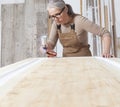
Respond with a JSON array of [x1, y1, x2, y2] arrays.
[[57, 24, 75, 30], [57, 24, 61, 30], [70, 23, 75, 30], [57, 24, 61, 35], [57, 23, 75, 33]]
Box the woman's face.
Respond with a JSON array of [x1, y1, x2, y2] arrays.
[[48, 7, 68, 24]]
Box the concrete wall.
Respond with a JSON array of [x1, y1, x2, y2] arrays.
[[1, 0, 48, 66]]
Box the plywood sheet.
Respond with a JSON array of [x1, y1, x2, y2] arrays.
[[0, 57, 120, 107]]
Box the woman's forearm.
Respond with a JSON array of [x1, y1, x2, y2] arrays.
[[102, 33, 111, 57]]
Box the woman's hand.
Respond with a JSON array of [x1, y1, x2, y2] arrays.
[[46, 49, 57, 57], [40, 45, 57, 57], [102, 52, 114, 58]]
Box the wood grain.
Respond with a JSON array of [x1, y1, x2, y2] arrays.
[[0, 57, 120, 107]]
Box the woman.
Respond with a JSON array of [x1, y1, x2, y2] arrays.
[[41, 0, 112, 58]]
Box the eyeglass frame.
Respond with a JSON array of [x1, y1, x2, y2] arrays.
[[49, 7, 65, 19]]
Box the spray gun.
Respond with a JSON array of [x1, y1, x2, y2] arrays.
[[40, 35, 57, 57], [40, 35, 47, 57]]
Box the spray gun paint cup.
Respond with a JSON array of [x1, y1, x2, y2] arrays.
[[40, 35, 47, 56], [41, 35, 47, 48]]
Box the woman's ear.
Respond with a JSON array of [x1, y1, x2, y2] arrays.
[[65, 5, 68, 13]]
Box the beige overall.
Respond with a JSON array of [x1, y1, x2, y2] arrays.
[[57, 24, 92, 57]]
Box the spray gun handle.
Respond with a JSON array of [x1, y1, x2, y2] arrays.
[[43, 45, 47, 50]]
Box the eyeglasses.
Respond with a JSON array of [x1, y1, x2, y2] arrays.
[[49, 7, 65, 19]]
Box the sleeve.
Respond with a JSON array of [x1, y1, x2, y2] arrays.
[[77, 16, 111, 37], [47, 21, 59, 49]]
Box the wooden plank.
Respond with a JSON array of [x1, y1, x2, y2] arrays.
[[0, 58, 45, 97], [98, 0, 102, 26], [0, 57, 120, 107], [0, 58, 35, 75], [104, 5, 108, 29], [111, 0, 117, 57], [0, 5, 1, 67], [80, 0, 82, 15]]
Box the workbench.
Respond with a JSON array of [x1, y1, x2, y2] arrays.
[[0, 57, 120, 107]]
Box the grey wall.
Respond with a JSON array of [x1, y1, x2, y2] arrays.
[[1, 0, 48, 66]]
